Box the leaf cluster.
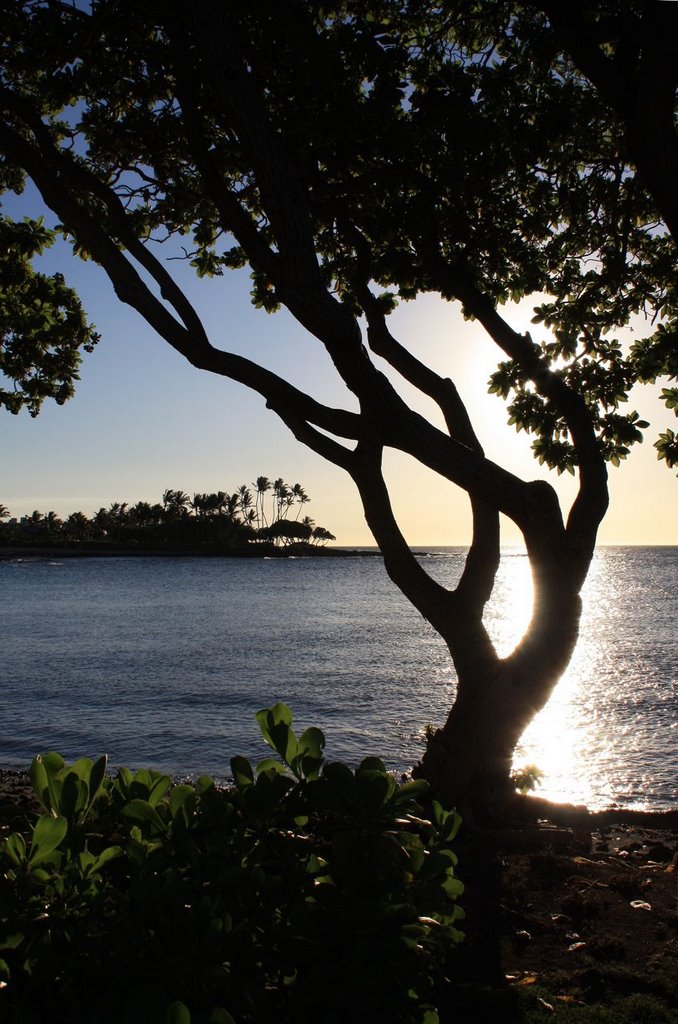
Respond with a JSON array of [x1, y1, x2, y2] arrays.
[[1, 0, 675, 468], [0, 215, 99, 415], [0, 704, 464, 1024]]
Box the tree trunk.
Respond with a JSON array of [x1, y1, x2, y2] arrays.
[[419, 563, 584, 818]]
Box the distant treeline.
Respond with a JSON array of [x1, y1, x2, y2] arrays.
[[0, 478, 336, 553]]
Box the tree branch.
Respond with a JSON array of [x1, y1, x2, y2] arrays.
[[356, 281, 500, 611], [350, 442, 459, 635], [0, 113, 362, 445], [426, 256, 608, 579]]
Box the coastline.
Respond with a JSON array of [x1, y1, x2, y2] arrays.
[[0, 544, 383, 561]]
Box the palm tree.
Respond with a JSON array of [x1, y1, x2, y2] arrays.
[[252, 476, 271, 529], [283, 491, 296, 519], [291, 483, 310, 520], [190, 493, 207, 518], [45, 510, 63, 535], [92, 507, 113, 536], [65, 511, 91, 541], [226, 493, 240, 520], [28, 510, 43, 524], [212, 491, 229, 518], [130, 501, 154, 526], [163, 489, 190, 518], [202, 493, 219, 517], [108, 501, 128, 523], [272, 478, 289, 523], [238, 485, 253, 521], [0, 503, 10, 520]]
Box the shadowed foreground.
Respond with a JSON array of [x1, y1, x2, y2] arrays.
[[1, 768, 676, 1022]]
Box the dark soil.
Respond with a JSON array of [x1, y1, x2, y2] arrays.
[[493, 816, 678, 1021]]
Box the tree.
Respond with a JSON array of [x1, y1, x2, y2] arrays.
[[252, 477, 271, 530], [291, 483, 310, 520], [0, 1, 675, 808], [64, 510, 91, 542], [272, 479, 291, 523], [163, 489, 191, 519], [311, 526, 337, 547], [0, 213, 99, 415], [260, 518, 314, 547], [525, 0, 678, 241]]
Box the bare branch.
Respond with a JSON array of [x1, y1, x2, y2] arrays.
[[351, 442, 459, 634]]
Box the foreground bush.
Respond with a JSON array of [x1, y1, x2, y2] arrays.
[[0, 705, 464, 1023]]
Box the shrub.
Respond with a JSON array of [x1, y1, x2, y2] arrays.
[[0, 704, 464, 1023]]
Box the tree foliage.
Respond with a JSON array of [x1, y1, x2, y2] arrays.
[[0, 213, 98, 414]]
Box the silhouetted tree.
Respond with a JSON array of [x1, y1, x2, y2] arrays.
[[1, 2, 675, 806]]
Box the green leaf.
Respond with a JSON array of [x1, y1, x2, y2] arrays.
[[4, 832, 27, 867], [297, 726, 325, 761], [90, 845, 122, 872], [258, 702, 292, 729], [323, 760, 355, 793], [256, 704, 299, 770], [206, 1007, 236, 1024], [355, 769, 396, 811], [165, 1002, 191, 1024], [59, 771, 88, 822], [169, 785, 196, 823], [256, 703, 298, 764], [146, 774, 171, 807], [394, 779, 429, 801], [122, 799, 168, 834], [422, 1009, 440, 1024], [207, 1011, 236, 1024], [255, 758, 287, 776], [30, 751, 65, 813], [442, 876, 465, 898], [230, 755, 254, 789], [88, 753, 108, 804], [29, 756, 51, 812], [196, 775, 215, 796], [28, 814, 67, 865]]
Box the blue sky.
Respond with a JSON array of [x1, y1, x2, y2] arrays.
[[2, 192, 676, 546]]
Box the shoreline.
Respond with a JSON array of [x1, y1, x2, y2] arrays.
[[0, 545, 384, 561], [1, 766, 676, 823]]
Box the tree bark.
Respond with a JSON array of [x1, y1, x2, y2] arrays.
[[419, 556, 584, 816]]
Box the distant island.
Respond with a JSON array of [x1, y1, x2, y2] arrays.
[[0, 478, 359, 558]]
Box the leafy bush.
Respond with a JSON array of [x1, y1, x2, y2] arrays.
[[0, 704, 464, 1023]]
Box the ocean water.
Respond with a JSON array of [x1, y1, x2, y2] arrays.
[[1, 547, 676, 810]]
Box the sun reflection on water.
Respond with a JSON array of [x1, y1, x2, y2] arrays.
[[484, 549, 677, 810]]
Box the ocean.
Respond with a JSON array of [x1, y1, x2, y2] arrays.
[[1, 546, 676, 810]]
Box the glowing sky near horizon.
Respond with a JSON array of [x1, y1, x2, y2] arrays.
[[1, 225, 676, 548]]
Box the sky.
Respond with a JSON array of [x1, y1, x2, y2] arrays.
[[2, 213, 676, 547]]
